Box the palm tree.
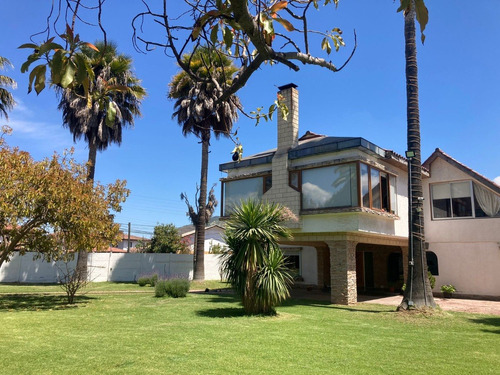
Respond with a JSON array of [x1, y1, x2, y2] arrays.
[[222, 200, 294, 315], [58, 41, 145, 277], [398, 0, 436, 309], [0, 57, 16, 119], [168, 47, 240, 280]]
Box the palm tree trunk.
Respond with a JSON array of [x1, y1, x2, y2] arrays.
[[399, 1, 436, 309], [193, 135, 209, 280], [75, 140, 98, 281]]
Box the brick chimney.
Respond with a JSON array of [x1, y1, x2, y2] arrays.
[[277, 83, 299, 154]]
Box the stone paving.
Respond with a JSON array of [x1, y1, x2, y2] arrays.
[[291, 289, 500, 315]]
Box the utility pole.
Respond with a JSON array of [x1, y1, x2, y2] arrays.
[[127, 222, 131, 253]]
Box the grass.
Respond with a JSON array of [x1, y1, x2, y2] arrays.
[[0, 284, 499, 375], [0, 279, 226, 294]]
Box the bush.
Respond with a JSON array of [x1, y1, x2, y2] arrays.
[[150, 274, 159, 287], [154, 280, 166, 297], [428, 271, 436, 290], [165, 278, 190, 298], [440, 284, 456, 294], [137, 273, 159, 287]]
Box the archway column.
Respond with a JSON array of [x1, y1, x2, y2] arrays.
[[326, 239, 358, 305]]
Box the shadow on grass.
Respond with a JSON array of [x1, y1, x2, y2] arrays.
[[469, 317, 500, 334], [194, 291, 388, 318], [0, 294, 94, 311]]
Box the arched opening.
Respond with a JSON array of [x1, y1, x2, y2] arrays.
[[426, 251, 439, 276]]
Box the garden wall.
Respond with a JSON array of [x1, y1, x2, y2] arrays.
[[0, 252, 223, 283]]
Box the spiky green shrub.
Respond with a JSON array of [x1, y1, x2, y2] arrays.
[[221, 200, 295, 315], [154, 280, 166, 297], [150, 274, 159, 287], [137, 277, 150, 287], [165, 278, 190, 298]]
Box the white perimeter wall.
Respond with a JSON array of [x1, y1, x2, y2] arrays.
[[0, 252, 223, 283]]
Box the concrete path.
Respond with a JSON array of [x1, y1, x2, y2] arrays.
[[358, 294, 500, 315], [291, 289, 500, 315]]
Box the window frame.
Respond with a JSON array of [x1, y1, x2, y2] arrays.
[[299, 162, 359, 211], [430, 180, 475, 220], [359, 162, 395, 213], [221, 174, 271, 216]]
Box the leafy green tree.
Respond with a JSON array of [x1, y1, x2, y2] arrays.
[[0, 57, 16, 119], [0, 127, 129, 269], [222, 200, 295, 315], [150, 224, 188, 254], [57, 41, 145, 277], [397, 0, 436, 309], [169, 48, 240, 280]]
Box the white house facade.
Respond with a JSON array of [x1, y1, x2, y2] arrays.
[[218, 84, 500, 304]]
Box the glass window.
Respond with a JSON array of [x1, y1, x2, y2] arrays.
[[301, 164, 358, 209], [431, 181, 473, 219], [361, 163, 370, 207], [361, 163, 394, 212], [264, 175, 272, 193], [289, 171, 300, 190], [371, 169, 381, 209], [223, 177, 264, 215], [389, 176, 397, 214]]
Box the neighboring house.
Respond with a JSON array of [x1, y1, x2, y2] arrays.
[[179, 222, 226, 254], [117, 233, 150, 252], [218, 83, 500, 304], [422, 149, 500, 299]]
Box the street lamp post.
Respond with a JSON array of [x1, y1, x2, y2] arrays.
[[405, 150, 415, 307]]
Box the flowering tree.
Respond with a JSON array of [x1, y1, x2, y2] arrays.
[[0, 127, 129, 270]]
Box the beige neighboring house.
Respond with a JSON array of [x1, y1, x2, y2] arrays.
[[422, 149, 500, 299], [218, 83, 500, 304], [117, 233, 150, 252], [179, 223, 226, 254]]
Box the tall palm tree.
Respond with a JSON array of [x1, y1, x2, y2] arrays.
[[0, 57, 16, 119], [399, 0, 436, 309], [222, 200, 294, 315], [168, 47, 240, 280], [58, 41, 145, 277]]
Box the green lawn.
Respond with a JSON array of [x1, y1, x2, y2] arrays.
[[0, 283, 498, 375]]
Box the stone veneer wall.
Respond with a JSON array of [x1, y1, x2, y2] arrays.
[[263, 85, 301, 228]]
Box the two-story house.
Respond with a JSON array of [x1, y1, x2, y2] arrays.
[[220, 84, 412, 305], [219, 84, 500, 304], [422, 149, 500, 299]]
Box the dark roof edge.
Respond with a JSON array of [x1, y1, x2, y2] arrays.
[[219, 153, 274, 171], [278, 83, 298, 91], [423, 148, 500, 194], [288, 137, 386, 160]]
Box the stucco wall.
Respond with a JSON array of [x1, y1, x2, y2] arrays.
[[423, 156, 500, 297], [0, 252, 223, 283], [282, 245, 317, 285]]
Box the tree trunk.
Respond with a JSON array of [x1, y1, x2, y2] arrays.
[[75, 140, 98, 281], [193, 134, 209, 280], [399, 1, 436, 310]]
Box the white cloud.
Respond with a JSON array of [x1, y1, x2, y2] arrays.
[[494, 176, 500, 186]]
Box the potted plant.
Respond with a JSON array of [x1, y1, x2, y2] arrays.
[[440, 284, 456, 298]]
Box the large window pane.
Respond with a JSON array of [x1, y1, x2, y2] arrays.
[[224, 177, 263, 215], [433, 198, 451, 218], [381, 172, 389, 211], [431, 181, 473, 218], [389, 176, 397, 214], [302, 164, 357, 209], [371, 169, 381, 209], [361, 163, 370, 207]]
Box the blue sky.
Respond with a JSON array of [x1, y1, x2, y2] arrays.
[[1, 1, 499, 238]]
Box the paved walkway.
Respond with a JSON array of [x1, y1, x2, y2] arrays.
[[291, 289, 500, 315]]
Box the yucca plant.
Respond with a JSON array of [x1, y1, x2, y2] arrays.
[[222, 200, 294, 315]]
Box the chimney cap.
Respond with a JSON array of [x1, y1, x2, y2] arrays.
[[277, 83, 298, 91]]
